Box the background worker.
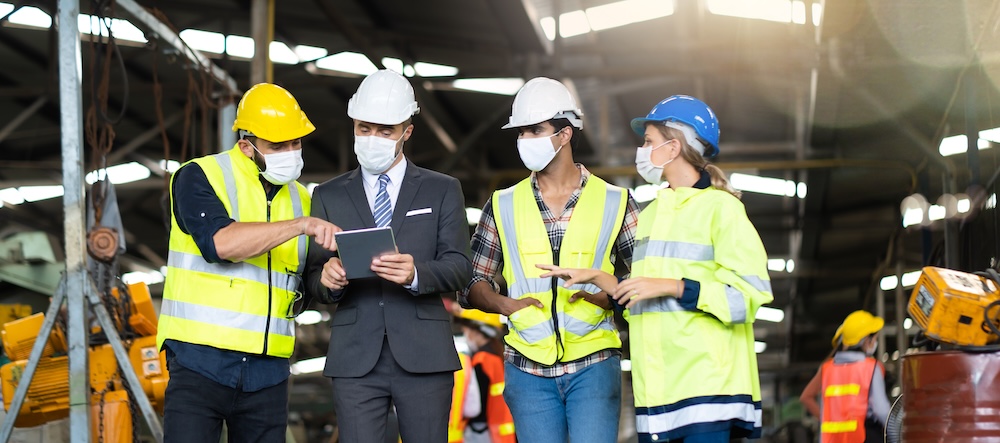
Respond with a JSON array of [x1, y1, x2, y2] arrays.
[[306, 69, 473, 443], [800, 310, 890, 443], [157, 83, 341, 442], [455, 308, 516, 443], [463, 77, 640, 443], [539, 95, 771, 442]]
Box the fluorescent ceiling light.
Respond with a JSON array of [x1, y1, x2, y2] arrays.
[[78, 15, 147, 43], [85, 162, 151, 185], [452, 78, 524, 95], [791, 0, 807, 24], [708, 0, 796, 23], [586, 0, 674, 31], [754, 341, 767, 353], [226, 34, 254, 58], [939, 134, 991, 156], [632, 184, 662, 203], [757, 306, 785, 323], [159, 160, 181, 173], [18, 185, 63, 202], [414, 62, 458, 77], [0, 187, 25, 205], [7, 6, 51, 29], [879, 275, 898, 291], [927, 204, 946, 221], [903, 318, 913, 330], [290, 356, 326, 375], [729, 173, 801, 198], [0, 4, 13, 18], [315, 51, 378, 76], [901, 270, 921, 287], [812, 2, 823, 26], [382, 57, 405, 74], [558, 10, 591, 38], [981, 128, 1000, 143], [179, 29, 225, 54], [957, 198, 971, 213], [269, 41, 298, 65], [294, 310, 323, 325], [988, 194, 998, 210], [785, 259, 795, 273], [122, 271, 165, 286], [539, 17, 557, 41], [796, 182, 808, 199], [293, 45, 327, 62], [466, 207, 483, 226], [902, 207, 923, 227], [767, 259, 786, 272]]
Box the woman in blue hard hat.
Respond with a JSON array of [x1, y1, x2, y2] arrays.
[[538, 95, 772, 442]]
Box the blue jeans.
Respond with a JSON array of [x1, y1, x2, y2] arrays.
[[503, 356, 622, 443]]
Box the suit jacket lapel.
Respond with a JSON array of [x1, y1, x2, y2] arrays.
[[391, 162, 422, 234], [345, 168, 376, 227]]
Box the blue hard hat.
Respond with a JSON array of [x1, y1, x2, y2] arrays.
[[630, 95, 720, 157]]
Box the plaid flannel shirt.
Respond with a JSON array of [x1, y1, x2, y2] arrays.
[[460, 165, 640, 377]]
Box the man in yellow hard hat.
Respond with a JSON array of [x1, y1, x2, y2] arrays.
[[157, 83, 341, 442], [799, 310, 890, 443]]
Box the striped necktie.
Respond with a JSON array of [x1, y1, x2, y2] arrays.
[[373, 174, 392, 227]]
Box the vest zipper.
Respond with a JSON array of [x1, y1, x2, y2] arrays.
[[263, 199, 273, 355], [551, 248, 564, 362]]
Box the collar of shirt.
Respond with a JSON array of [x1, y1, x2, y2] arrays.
[[529, 163, 590, 194], [693, 169, 711, 189], [361, 156, 408, 211]]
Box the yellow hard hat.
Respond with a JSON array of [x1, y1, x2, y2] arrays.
[[232, 83, 315, 143], [832, 310, 885, 347], [456, 308, 503, 338]]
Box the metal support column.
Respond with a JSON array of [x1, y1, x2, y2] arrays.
[[57, 0, 92, 440], [894, 262, 907, 373], [218, 101, 237, 152], [876, 288, 887, 362], [250, 0, 274, 85]]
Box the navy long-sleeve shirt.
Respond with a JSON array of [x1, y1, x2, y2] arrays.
[[164, 163, 290, 392]]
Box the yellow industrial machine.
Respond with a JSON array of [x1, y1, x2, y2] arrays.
[[908, 266, 1000, 347], [0, 282, 168, 442]]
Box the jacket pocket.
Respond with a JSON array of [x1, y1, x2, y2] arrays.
[[415, 301, 449, 321], [331, 307, 357, 326]]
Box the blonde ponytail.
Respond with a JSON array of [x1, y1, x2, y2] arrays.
[[655, 125, 742, 199]]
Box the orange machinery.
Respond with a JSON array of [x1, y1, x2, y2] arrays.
[[0, 282, 168, 442], [908, 266, 1000, 347]]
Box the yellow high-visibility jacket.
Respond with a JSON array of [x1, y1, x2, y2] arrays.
[[626, 185, 771, 441], [494, 175, 626, 364], [157, 146, 309, 358]]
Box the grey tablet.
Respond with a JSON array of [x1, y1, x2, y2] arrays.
[[334, 226, 398, 279]]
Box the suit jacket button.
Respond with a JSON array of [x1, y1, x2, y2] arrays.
[[379, 301, 384, 307]]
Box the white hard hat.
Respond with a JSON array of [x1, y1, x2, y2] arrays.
[[347, 69, 421, 126], [502, 77, 584, 130]]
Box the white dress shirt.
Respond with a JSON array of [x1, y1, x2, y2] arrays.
[[360, 156, 418, 291]]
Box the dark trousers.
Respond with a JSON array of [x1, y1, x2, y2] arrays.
[[332, 336, 454, 443], [163, 362, 288, 443]]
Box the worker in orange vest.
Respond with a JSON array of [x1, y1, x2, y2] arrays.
[[455, 308, 517, 443], [801, 310, 891, 443], [448, 352, 481, 443]]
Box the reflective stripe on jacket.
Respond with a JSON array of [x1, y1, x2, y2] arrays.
[[494, 175, 626, 364], [157, 146, 309, 358], [627, 186, 770, 440], [821, 357, 878, 443]]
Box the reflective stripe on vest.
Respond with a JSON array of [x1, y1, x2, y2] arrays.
[[495, 175, 624, 364], [820, 358, 877, 443], [161, 299, 294, 338]]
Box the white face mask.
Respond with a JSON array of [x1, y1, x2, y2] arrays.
[[249, 141, 303, 185], [355, 134, 403, 175], [635, 140, 674, 185], [517, 130, 564, 172], [866, 339, 879, 356]]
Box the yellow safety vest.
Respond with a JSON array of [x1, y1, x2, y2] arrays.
[[626, 186, 771, 440], [493, 175, 626, 365], [157, 146, 309, 358]]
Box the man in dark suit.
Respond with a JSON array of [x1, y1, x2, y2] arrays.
[[306, 69, 473, 443]]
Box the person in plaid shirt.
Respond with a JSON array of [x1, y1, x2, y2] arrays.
[[460, 77, 639, 443]]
